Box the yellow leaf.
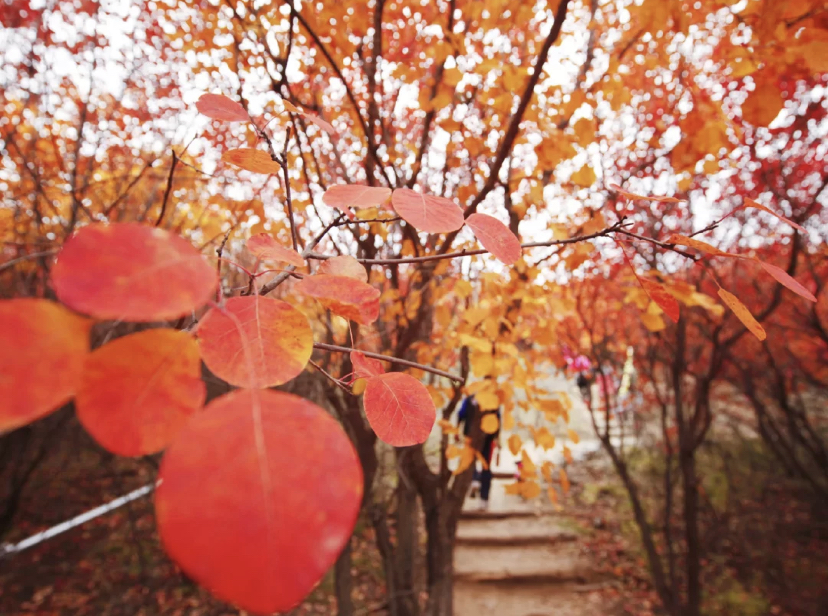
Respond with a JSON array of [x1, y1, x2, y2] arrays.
[[547, 486, 560, 505], [571, 164, 596, 188], [563, 446, 573, 464], [640, 311, 666, 332], [717, 288, 767, 340], [438, 419, 458, 435], [352, 378, 367, 395], [559, 469, 571, 494], [522, 480, 541, 499], [481, 412, 499, 434], [446, 443, 462, 459], [470, 351, 494, 377], [508, 433, 522, 456], [476, 390, 500, 411], [453, 444, 476, 475], [742, 71, 784, 127], [504, 481, 523, 495], [567, 429, 580, 444], [665, 234, 733, 256], [521, 450, 536, 474], [541, 461, 554, 483], [502, 410, 515, 431]]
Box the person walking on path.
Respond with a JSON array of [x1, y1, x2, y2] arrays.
[[457, 395, 500, 510]]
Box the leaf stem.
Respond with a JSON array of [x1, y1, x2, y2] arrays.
[[313, 342, 463, 383]]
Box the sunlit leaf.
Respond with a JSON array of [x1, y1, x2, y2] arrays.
[[570, 164, 596, 188], [76, 329, 204, 456], [197, 296, 313, 388], [350, 351, 385, 379], [282, 99, 337, 135], [757, 260, 817, 302], [156, 389, 362, 614], [453, 442, 476, 475], [559, 468, 571, 494], [664, 234, 734, 257], [743, 197, 806, 232], [508, 433, 522, 456], [247, 234, 304, 268], [296, 274, 380, 325], [321, 185, 392, 217], [391, 188, 465, 233], [639, 278, 680, 323], [363, 373, 436, 446], [717, 288, 766, 341], [481, 412, 499, 434], [52, 223, 217, 322], [317, 255, 368, 283], [437, 419, 458, 435], [222, 149, 281, 174], [640, 311, 666, 332], [0, 299, 90, 432], [465, 213, 522, 265], [195, 93, 249, 122], [567, 429, 580, 444], [352, 378, 367, 395]]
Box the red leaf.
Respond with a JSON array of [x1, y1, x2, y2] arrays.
[[639, 278, 680, 323], [391, 188, 465, 233], [465, 213, 522, 264], [296, 274, 380, 325], [52, 223, 217, 322], [0, 299, 90, 432], [321, 184, 392, 216], [757, 260, 817, 302], [195, 93, 249, 122], [197, 296, 313, 388], [247, 234, 304, 268], [282, 100, 336, 135], [609, 183, 682, 203], [743, 198, 806, 233], [222, 149, 281, 174], [350, 351, 385, 379], [317, 255, 368, 283], [76, 329, 204, 456], [363, 373, 436, 446], [156, 389, 362, 614], [718, 288, 767, 341]]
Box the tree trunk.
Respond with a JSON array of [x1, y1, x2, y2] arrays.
[[394, 452, 421, 616], [335, 537, 354, 616]]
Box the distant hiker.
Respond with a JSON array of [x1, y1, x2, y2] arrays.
[[457, 395, 500, 511], [576, 371, 591, 401]]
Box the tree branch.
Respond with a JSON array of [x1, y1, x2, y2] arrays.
[[314, 342, 463, 383]]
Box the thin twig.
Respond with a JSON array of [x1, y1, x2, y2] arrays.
[[281, 126, 300, 251], [314, 342, 463, 383], [156, 150, 178, 227], [215, 231, 230, 302], [0, 249, 59, 273], [309, 359, 352, 395]]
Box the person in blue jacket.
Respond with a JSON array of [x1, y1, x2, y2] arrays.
[[457, 395, 500, 510]]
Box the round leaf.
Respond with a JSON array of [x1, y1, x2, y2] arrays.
[[391, 188, 465, 233], [222, 149, 281, 174], [481, 412, 499, 434], [296, 274, 380, 325], [363, 373, 436, 446], [247, 234, 305, 268], [197, 296, 313, 389], [465, 213, 522, 264], [52, 223, 217, 322], [317, 255, 368, 283], [322, 185, 392, 216], [195, 94, 249, 122], [76, 329, 205, 456], [0, 299, 90, 432], [156, 389, 363, 614], [350, 351, 385, 379]]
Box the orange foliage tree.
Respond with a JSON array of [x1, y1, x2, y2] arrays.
[[1, 0, 827, 615]]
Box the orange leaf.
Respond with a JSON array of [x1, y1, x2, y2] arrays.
[[195, 93, 249, 122], [296, 274, 380, 325], [559, 468, 571, 494], [197, 296, 313, 388], [317, 255, 368, 283], [155, 389, 362, 614], [350, 351, 385, 378], [247, 234, 304, 268], [363, 373, 436, 446], [76, 329, 204, 456], [743, 198, 806, 233], [322, 185, 392, 216], [664, 234, 734, 257], [52, 223, 217, 322], [609, 183, 681, 203], [391, 188, 465, 233], [465, 213, 522, 265], [481, 412, 499, 434], [222, 149, 281, 174], [757, 260, 816, 302], [282, 99, 336, 135], [0, 299, 90, 432], [639, 278, 680, 323], [717, 288, 766, 341]]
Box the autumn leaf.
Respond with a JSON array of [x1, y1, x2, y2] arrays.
[[363, 373, 436, 446], [76, 329, 204, 456], [717, 288, 767, 341], [567, 429, 580, 444], [0, 299, 90, 432], [222, 149, 281, 174], [247, 234, 305, 268], [350, 351, 385, 379], [155, 389, 362, 615], [481, 412, 499, 434], [391, 188, 465, 233], [743, 197, 806, 233], [195, 93, 249, 122], [281, 99, 337, 135], [317, 255, 368, 283], [465, 213, 522, 265], [296, 274, 380, 325], [756, 260, 817, 302], [197, 296, 313, 388], [321, 185, 392, 216], [609, 183, 681, 203], [640, 311, 666, 332], [665, 234, 734, 257], [741, 71, 784, 127], [570, 164, 596, 188], [559, 468, 571, 494], [52, 223, 217, 322], [508, 433, 522, 456], [638, 277, 680, 323], [352, 378, 367, 395]]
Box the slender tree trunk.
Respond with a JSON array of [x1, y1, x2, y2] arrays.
[[394, 455, 421, 616], [335, 538, 354, 616]]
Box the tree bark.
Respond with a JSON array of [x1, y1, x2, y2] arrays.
[[334, 537, 354, 616]]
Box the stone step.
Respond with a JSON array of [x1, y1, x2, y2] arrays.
[[454, 579, 609, 616], [454, 542, 597, 583], [456, 515, 578, 546]]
